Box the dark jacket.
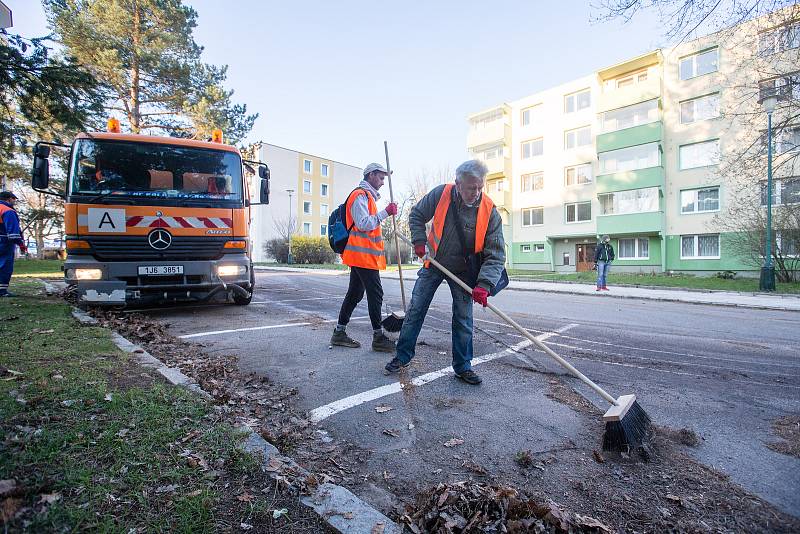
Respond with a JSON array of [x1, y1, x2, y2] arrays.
[[409, 185, 505, 291], [594, 242, 615, 262]]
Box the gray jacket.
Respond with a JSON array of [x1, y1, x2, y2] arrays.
[[409, 184, 506, 291]]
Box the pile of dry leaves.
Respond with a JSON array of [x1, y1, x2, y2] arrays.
[[399, 482, 614, 534]]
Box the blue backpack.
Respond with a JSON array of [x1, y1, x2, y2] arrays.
[[327, 188, 362, 254]]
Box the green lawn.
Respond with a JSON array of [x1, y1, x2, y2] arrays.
[[506, 269, 800, 294], [11, 259, 64, 278]]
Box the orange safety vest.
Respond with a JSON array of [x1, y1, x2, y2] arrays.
[[341, 189, 387, 270], [425, 184, 494, 267]]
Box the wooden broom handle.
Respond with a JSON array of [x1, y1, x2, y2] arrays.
[[396, 233, 618, 406], [384, 141, 407, 312]]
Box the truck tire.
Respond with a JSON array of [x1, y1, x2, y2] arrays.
[[233, 268, 255, 305]]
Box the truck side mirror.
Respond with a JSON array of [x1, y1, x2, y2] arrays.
[[32, 144, 51, 190], [258, 165, 269, 180], [260, 177, 270, 205]]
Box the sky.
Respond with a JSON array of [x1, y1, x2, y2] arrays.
[[8, 0, 668, 193]]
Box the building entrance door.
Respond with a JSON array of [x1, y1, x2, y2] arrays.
[[576, 243, 596, 272]]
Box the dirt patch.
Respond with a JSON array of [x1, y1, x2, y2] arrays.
[[545, 378, 600, 416], [767, 415, 800, 459]]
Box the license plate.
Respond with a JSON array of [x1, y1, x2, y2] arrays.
[[138, 265, 184, 276]]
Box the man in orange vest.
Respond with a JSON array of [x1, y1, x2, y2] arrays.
[[331, 163, 398, 352], [384, 160, 505, 384]]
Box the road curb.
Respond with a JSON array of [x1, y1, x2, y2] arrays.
[[67, 304, 400, 533]]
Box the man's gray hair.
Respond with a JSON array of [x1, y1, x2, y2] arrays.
[[455, 159, 488, 182]]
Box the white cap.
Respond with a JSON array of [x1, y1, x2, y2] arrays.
[[363, 162, 388, 176]]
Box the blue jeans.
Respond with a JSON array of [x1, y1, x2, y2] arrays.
[[395, 267, 474, 374], [596, 261, 611, 288]]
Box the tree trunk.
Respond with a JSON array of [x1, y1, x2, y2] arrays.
[[129, 0, 142, 133]]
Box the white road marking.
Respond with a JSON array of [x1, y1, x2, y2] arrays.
[[308, 323, 578, 423], [180, 315, 369, 339]]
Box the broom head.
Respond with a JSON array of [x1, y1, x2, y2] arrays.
[[381, 310, 405, 332], [601, 394, 651, 452]]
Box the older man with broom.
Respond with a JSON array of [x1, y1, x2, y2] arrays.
[[384, 160, 505, 385]]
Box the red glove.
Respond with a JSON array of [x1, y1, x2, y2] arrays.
[[19, 244, 28, 254], [385, 202, 398, 216], [414, 243, 427, 258], [472, 286, 489, 307]]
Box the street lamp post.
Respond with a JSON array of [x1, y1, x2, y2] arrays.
[[286, 189, 295, 265], [758, 90, 785, 291]]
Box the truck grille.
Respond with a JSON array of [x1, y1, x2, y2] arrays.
[[88, 236, 228, 261]]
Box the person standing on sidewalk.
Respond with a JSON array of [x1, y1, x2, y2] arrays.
[[0, 191, 27, 298], [331, 163, 398, 352], [594, 234, 614, 291], [384, 160, 506, 385]]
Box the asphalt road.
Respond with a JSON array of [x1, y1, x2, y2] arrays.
[[141, 269, 800, 517]]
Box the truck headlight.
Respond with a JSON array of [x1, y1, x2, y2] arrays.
[[71, 268, 103, 280], [217, 264, 246, 277]]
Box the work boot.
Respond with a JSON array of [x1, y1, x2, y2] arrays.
[[456, 369, 482, 385], [0, 292, 14, 298], [384, 357, 410, 374], [372, 332, 396, 353], [595, 287, 602, 292], [330, 329, 361, 348], [602, 286, 609, 291]]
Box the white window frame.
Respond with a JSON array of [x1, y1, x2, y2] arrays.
[[320, 224, 328, 236], [521, 244, 532, 253], [617, 237, 650, 260], [564, 126, 592, 150], [493, 179, 505, 192], [521, 138, 543, 159], [565, 201, 592, 224], [303, 201, 312, 215], [320, 183, 329, 197], [761, 178, 800, 206], [321, 163, 329, 177], [613, 69, 648, 89], [599, 142, 660, 174], [679, 47, 719, 80], [680, 93, 720, 124], [522, 207, 544, 227], [303, 180, 312, 194], [302, 222, 312, 235], [680, 234, 721, 259], [601, 99, 659, 133], [777, 230, 799, 257], [758, 23, 800, 56], [598, 187, 660, 216], [320, 203, 329, 217], [775, 125, 800, 154], [680, 187, 720, 214], [564, 89, 591, 113], [679, 139, 720, 170], [521, 105, 541, 126], [303, 159, 312, 174], [534, 243, 545, 252], [565, 164, 592, 187], [521, 172, 544, 192]]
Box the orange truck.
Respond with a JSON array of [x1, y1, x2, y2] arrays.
[[31, 122, 270, 306]]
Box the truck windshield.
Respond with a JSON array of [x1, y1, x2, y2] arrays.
[[69, 139, 243, 205]]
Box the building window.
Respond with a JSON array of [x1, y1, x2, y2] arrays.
[[470, 109, 504, 130], [521, 172, 544, 192], [679, 140, 720, 169], [521, 105, 541, 126], [565, 201, 591, 223], [618, 238, 649, 259], [601, 99, 659, 132], [758, 23, 800, 56], [599, 142, 660, 174], [522, 207, 544, 226], [681, 187, 720, 213], [599, 187, 659, 215], [320, 183, 329, 196], [303, 159, 312, 173], [679, 48, 718, 80], [681, 234, 720, 259], [680, 93, 720, 124], [321, 163, 329, 177], [778, 230, 799, 256], [565, 126, 592, 149], [759, 73, 800, 102], [521, 138, 543, 159], [534, 243, 545, 252], [564, 89, 591, 113], [565, 164, 592, 186], [303, 180, 312, 193], [320, 203, 329, 217], [612, 69, 649, 89], [476, 144, 503, 160], [521, 244, 531, 253], [563, 252, 571, 265], [303, 222, 312, 235], [761, 177, 800, 205], [320, 224, 328, 236], [775, 125, 800, 154], [494, 179, 505, 192], [303, 201, 312, 214]]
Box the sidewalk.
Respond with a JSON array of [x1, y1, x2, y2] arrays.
[[253, 266, 800, 312]]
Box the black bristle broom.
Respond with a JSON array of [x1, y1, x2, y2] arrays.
[[396, 233, 651, 451], [380, 141, 407, 333]]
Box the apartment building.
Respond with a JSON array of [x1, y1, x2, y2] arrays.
[[246, 142, 362, 262], [467, 7, 799, 274]]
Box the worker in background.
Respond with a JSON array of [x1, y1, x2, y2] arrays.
[[331, 163, 398, 352], [0, 191, 27, 297], [594, 234, 615, 291], [384, 160, 506, 385]]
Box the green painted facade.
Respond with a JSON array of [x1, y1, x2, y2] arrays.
[[596, 166, 665, 194], [511, 240, 552, 268], [664, 232, 756, 272], [595, 121, 663, 153], [597, 211, 663, 235], [611, 236, 663, 267]]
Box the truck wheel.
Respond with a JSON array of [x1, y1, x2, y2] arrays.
[[233, 268, 255, 305]]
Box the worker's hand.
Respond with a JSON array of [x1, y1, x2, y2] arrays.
[[472, 286, 489, 307], [414, 243, 427, 259], [385, 202, 398, 216], [19, 244, 27, 254]]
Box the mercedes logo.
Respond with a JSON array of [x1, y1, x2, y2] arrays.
[[148, 229, 172, 250]]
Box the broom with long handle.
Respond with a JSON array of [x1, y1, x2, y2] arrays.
[[396, 233, 650, 452], [380, 141, 407, 332]]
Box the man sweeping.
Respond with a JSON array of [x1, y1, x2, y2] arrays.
[[0, 191, 27, 298], [384, 160, 505, 384], [331, 163, 398, 352]]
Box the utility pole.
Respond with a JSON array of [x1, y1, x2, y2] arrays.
[[286, 189, 294, 264]]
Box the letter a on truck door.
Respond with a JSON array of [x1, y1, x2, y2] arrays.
[[87, 208, 126, 232]]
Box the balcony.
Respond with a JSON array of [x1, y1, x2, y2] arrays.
[[596, 211, 663, 236], [596, 121, 663, 153], [467, 121, 510, 149], [596, 166, 665, 194], [597, 76, 662, 113], [481, 155, 510, 178], [487, 187, 513, 208]]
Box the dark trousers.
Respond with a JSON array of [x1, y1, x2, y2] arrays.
[[337, 266, 383, 331], [0, 245, 14, 294]]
